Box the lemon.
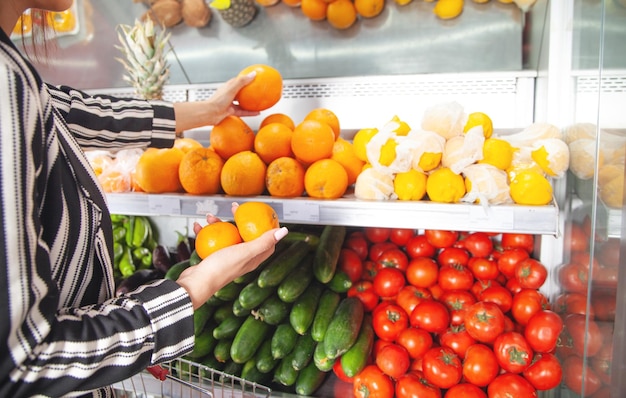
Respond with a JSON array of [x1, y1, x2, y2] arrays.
[[509, 170, 553, 205], [354, 168, 396, 200], [390, 115, 411, 136], [600, 175, 624, 208], [530, 138, 570, 178], [395, 0, 413, 5], [394, 169, 427, 201], [462, 164, 512, 205], [421, 101, 466, 140], [426, 167, 466, 203], [378, 137, 399, 167], [353, 127, 378, 162], [568, 138, 602, 180], [433, 0, 464, 20], [480, 138, 514, 171], [418, 152, 443, 172], [464, 112, 493, 138]]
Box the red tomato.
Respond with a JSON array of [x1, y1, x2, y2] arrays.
[[564, 313, 602, 357], [522, 352, 562, 391], [377, 248, 409, 271], [338, 248, 364, 283], [333, 358, 355, 383], [396, 327, 434, 359], [492, 332, 533, 374], [444, 383, 486, 398], [396, 285, 431, 316], [373, 267, 406, 298], [590, 348, 613, 385], [424, 230, 459, 249], [514, 258, 548, 290], [590, 387, 612, 398], [505, 277, 523, 295], [459, 232, 494, 258], [468, 257, 500, 280], [437, 247, 470, 267], [406, 257, 439, 288], [510, 289, 549, 326], [362, 260, 378, 281], [438, 325, 476, 359], [594, 263, 619, 290], [496, 248, 530, 279], [596, 238, 620, 268], [562, 355, 602, 397], [372, 303, 409, 341], [348, 280, 380, 312], [421, 347, 463, 389], [500, 233, 535, 254], [395, 371, 442, 398], [479, 285, 513, 313], [462, 343, 499, 387], [364, 227, 392, 244], [410, 300, 450, 334], [524, 310, 563, 353], [369, 242, 398, 262], [439, 290, 476, 326], [344, 233, 370, 260], [554, 292, 593, 317], [438, 264, 474, 291], [390, 228, 415, 246], [353, 365, 394, 398], [564, 221, 590, 253], [487, 373, 537, 398], [470, 279, 501, 299], [405, 234, 437, 259], [464, 301, 505, 343], [376, 343, 411, 379], [591, 290, 617, 322], [373, 339, 393, 359]]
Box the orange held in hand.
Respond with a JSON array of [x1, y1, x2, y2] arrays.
[[235, 64, 283, 112], [195, 221, 243, 259], [234, 201, 280, 242]]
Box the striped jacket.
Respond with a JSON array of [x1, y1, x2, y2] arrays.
[[1, 30, 194, 397]]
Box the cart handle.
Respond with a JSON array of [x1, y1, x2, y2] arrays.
[[146, 365, 169, 381]]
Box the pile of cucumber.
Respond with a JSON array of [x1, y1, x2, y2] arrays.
[[178, 225, 372, 396]]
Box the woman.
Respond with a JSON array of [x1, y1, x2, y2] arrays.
[[0, 1, 288, 396]]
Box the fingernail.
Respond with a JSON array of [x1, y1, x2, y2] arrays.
[[206, 213, 214, 218], [274, 227, 288, 241], [246, 71, 257, 79]]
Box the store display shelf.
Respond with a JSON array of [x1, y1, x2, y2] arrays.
[[106, 193, 560, 235]]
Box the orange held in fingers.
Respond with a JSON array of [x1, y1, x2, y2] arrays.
[[305, 108, 341, 140], [220, 151, 267, 196], [178, 147, 224, 195], [304, 158, 349, 199], [266, 157, 306, 198], [210, 115, 255, 160], [291, 119, 335, 166], [254, 122, 294, 165], [235, 64, 283, 112], [234, 201, 280, 241], [195, 221, 243, 259]]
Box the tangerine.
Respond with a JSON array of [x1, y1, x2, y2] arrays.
[[266, 157, 306, 198], [326, 0, 357, 29], [195, 221, 243, 259], [234, 201, 280, 241], [134, 147, 184, 193], [304, 158, 349, 199], [220, 151, 267, 196], [304, 108, 341, 140], [260, 113, 296, 130], [98, 170, 131, 193], [291, 119, 335, 165], [254, 122, 295, 164], [301, 0, 328, 20], [178, 147, 224, 195], [210, 115, 255, 160], [354, 0, 384, 18], [235, 64, 283, 112]]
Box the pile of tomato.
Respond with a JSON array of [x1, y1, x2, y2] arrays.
[[334, 227, 566, 398]]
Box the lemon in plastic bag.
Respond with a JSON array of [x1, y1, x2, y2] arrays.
[[421, 101, 467, 140], [426, 167, 466, 203], [562, 122, 596, 144], [354, 167, 397, 200], [464, 112, 493, 138], [461, 163, 512, 205], [509, 170, 553, 206], [479, 137, 515, 171], [503, 123, 562, 149], [568, 138, 603, 180], [441, 125, 485, 174], [366, 125, 419, 174], [530, 138, 570, 178], [394, 169, 427, 201], [406, 129, 445, 172]]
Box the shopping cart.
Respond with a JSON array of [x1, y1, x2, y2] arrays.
[[112, 358, 272, 398]]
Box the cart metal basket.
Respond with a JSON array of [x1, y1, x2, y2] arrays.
[[112, 358, 272, 398]]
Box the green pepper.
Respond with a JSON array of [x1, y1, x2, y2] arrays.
[[132, 247, 151, 261], [119, 246, 136, 277], [131, 217, 149, 248], [113, 242, 124, 264], [112, 226, 127, 243], [110, 214, 128, 225], [141, 253, 153, 269]]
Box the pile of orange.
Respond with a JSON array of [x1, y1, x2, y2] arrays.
[[299, 0, 384, 30]]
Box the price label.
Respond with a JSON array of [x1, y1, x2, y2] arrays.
[[148, 196, 181, 215], [282, 201, 320, 222]]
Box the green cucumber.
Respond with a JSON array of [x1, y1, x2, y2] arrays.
[[291, 333, 317, 371], [257, 240, 311, 288], [255, 339, 279, 374], [233, 240, 290, 284], [295, 360, 328, 396], [231, 298, 249, 317], [277, 255, 314, 303], [271, 323, 299, 360], [188, 328, 217, 359], [311, 289, 341, 342], [213, 338, 233, 363], [282, 231, 321, 248], [241, 358, 272, 384], [164, 259, 191, 280], [220, 360, 244, 382], [254, 294, 291, 326], [238, 280, 274, 310], [323, 296, 364, 360], [200, 354, 225, 372], [230, 315, 272, 364], [214, 281, 244, 302], [193, 302, 215, 336], [313, 340, 335, 372], [213, 301, 236, 324], [340, 314, 374, 377], [313, 225, 346, 283], [274, 351, 299, 387], [213, 314, 246, 340], [326, 270, 353, 293], [206, 294, 224, 307], [189, 249, 202, 266], [289, 282, 324, 335]]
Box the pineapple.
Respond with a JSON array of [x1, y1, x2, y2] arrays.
[[211, 0, 257, 28], [115, 18, 171, 100]]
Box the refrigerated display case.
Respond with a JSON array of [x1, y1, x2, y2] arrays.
[[25, 0, 626, 396]]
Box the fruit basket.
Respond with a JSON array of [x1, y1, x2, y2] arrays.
[[112, 358, 272, 398]]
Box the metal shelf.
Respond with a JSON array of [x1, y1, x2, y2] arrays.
[[106, 193, 561, 236]]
